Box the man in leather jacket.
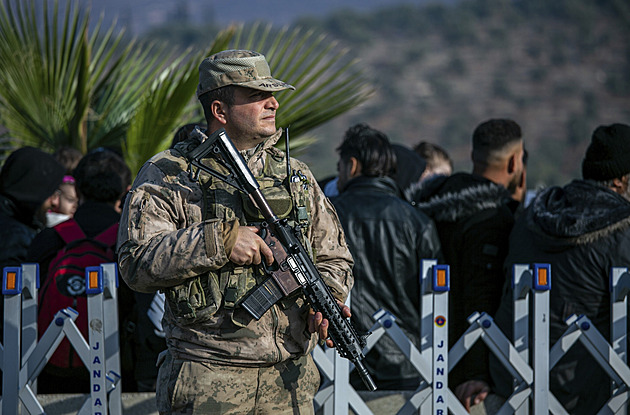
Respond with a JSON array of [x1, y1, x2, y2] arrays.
[[491, 123, 630, 414], [117, 50, 354, 414], [330, 123, 442, 390]]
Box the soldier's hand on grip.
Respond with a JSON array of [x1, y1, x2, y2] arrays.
[[229, 226, 274, 266]]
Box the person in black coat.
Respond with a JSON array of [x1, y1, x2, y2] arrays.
[[0, 147, 65, 352], [0, 147, 65, 270], [412, 119, 524, 410], [330, 123, 442, 390], [27, 148, 139, 392], [491, 123, 630, 414]]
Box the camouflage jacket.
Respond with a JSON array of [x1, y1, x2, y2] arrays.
[[117, 128, 354, 366]]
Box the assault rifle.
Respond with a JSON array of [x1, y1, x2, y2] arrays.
[[187, 128, 377, 391]]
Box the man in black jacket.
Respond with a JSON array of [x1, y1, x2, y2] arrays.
[[330, 123, 442, 390], [491, 123, 630, 414], [413, 119, 524, 409]]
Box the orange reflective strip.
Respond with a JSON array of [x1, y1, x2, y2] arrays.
[[88, 270, 100, 289], [437, 269, 446, 287], [538, 268, 548, 287], [5, 272, 16, 290]]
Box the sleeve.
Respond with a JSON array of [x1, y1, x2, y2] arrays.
[[457, 207, 514, 383], [298, 163, 354, 302], [116, 161, 230, 293], [419, 216, 444, 264]]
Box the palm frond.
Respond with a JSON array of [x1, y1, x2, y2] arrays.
[[123, 26, 236, 176], [229, 24, 374, 149]]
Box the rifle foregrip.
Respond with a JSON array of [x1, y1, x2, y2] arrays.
[[303, 279, 377, 391]]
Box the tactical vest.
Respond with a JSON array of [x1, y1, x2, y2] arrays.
[[164, 149, 312, 326]]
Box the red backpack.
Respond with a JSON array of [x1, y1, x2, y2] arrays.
[[38, 219, 119, 369]]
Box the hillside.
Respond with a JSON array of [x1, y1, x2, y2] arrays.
[[138, 0, 630, 187], [295, 0, 630, 187]]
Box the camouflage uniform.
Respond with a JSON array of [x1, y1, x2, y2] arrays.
[[117, 127, 354, 414]]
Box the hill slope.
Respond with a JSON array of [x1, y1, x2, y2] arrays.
[[130, 0, 630, 187], [296, 0, 630, 187]]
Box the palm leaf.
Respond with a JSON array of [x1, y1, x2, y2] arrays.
[[230, 24, 374, 150], [123, 27, 236, 176], [0, 0, 211, 157]]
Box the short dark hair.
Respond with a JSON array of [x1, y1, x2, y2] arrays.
[[472, 119, 522, 163], [74, 149, 131, 203], [413, 141, 453, 170], [337, 123, 396, 178], [53, 146, 83, 175], [170, 123, 205, 149], [198, 85, 236, 123]]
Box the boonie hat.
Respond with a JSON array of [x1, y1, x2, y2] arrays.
[[197, 50, 295, 97], [582, 123, 630, 181]]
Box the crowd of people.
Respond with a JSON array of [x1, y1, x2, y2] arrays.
[[0, 48, 628, 415]]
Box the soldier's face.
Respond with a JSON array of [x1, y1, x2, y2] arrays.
[[224, 87, 279, 145]]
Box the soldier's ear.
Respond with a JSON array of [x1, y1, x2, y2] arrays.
[[211, 100, 228, 125]]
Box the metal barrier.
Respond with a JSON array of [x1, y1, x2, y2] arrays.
[[4, 261, 630, 414], [312, 262, 630, 414], [1, 263, 123, 415]]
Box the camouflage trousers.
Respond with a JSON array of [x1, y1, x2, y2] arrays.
[[156, 352, 320, 415]]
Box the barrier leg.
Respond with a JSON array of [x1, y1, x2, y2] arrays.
[[532, 264, 550, 414], [611, 267, 630, 414], [86, 266, 108, 415], [512, 264, 531, 415], [2, 266, 23, 414], [102, 263, 122, 414]]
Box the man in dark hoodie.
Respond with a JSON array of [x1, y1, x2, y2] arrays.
[[490, 123, 630, 414], [331, 123, 442, 390], [413, 119, 524, 409]]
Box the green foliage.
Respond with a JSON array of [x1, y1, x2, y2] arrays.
[[0, 1, 373, 178], [123, 28, 233, 175], [0, 0, 174, 154]]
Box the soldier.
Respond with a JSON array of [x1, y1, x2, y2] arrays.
[[117, 50, 354, 414]]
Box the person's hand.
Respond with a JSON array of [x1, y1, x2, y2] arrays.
[[229, 226, 274, 266], [308, 300, 351, 348], [455, 380, 490, 412]]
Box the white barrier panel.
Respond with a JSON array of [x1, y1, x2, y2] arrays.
[[312, 263, 630, 414], [0, 263, 122, 415]]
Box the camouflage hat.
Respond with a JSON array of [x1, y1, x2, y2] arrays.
[[197, 50, 295, 97]]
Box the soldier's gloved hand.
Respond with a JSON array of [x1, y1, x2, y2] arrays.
[[229, 226, 274, 266], [308, 300, 351, 348]]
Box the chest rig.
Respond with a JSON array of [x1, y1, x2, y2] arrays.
[[165, 148, 312, 326]]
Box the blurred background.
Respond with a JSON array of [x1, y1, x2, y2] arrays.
[[2, 0, 629, 189]]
